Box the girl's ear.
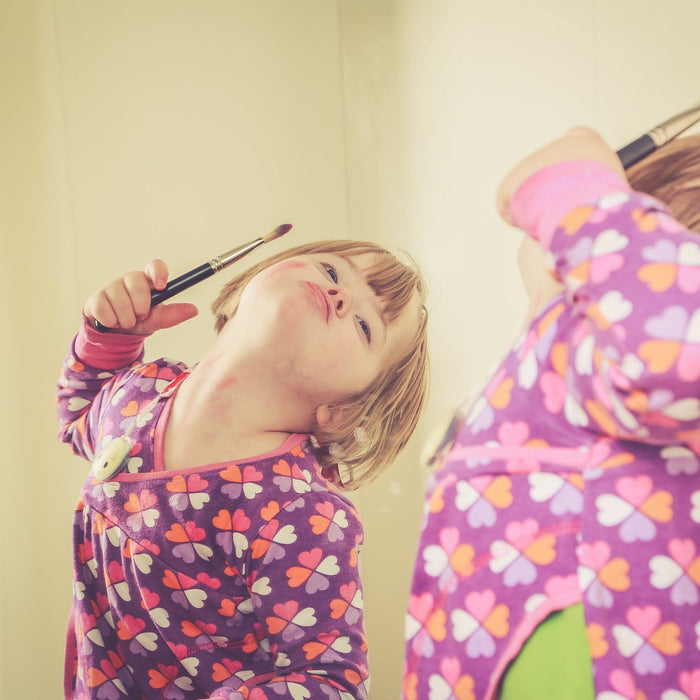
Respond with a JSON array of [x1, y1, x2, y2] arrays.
[[315, 404, 335, 430]]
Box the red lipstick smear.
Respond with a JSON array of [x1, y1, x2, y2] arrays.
[[303, 281, 330, 321]]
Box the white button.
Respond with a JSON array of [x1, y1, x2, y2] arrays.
[[91, 436, 132, 480]]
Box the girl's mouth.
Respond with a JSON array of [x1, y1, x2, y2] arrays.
[[303, 281, 331, 322]]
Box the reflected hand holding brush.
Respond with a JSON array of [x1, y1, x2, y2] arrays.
[[93, 223, 292, 331]]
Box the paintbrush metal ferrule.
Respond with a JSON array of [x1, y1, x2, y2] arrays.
[[646, 100, 700, 146], [617, 100, 700, 169], [210, 238, 265, 271]]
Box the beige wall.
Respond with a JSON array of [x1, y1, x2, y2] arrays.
[[3, 1, 700, 698]]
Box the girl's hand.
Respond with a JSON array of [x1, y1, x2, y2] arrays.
[[496, 126, 627, 225], [83, 259, 198, 334]]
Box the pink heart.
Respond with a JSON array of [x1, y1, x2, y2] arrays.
[[679, 669, 700, 699], [540, 372, 566, 413], [464, 590, 495, 621], [616, 475, 653, 507], [408, 592, 434, 622], [544, 574, 578, 598], [609, 668, 637, 697], [498, 421, 530, 446], [272, 600, 299, 620], [440, 657, 462, 686], [439, 527, 460, 553], [297, 548, 323, 570], [187, 474, 209, 491], [315, 501, 336, 520], [578, 541, 611, 570], [626, 605, 661, 639], [668, 538, 696, 569], [504, 519, 538, 549]]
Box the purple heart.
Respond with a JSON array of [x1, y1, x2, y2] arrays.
[[633, 643, 666, 675], [644, 305, 687, 339], [467, 499, 497, 528], [503, 556, 537, 587], [619, 512, 656, 543], [671, 576, 699, 606], [466, 627, 496, 658]]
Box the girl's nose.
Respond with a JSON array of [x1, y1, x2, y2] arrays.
[[327, 287, 352, 317]]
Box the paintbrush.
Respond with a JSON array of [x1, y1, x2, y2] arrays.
[[617, 100, 700, 169], [94, 223, 292, 331]]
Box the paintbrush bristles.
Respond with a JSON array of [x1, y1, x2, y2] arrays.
[[261, 223, 292, 243]]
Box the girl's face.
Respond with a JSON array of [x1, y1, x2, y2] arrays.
[[226, 252, 421, 406]]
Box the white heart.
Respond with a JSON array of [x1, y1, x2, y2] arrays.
[[528, 472, 562, 502], [598, 290, 633, 324], [593, 229, 628, 256], [596, 494, 634, 527], [678, 240, 700, 265], [423, 544, 448, 578], [649, 555, 683, 589], [451, 609, 479, 642], [67, 397, 90, 412], [611, 624, 644, 657]]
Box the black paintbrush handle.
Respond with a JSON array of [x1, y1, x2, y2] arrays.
[[150, 262, 214, 305], [93, 262, 214, 331], [616, 133, 657, 169]]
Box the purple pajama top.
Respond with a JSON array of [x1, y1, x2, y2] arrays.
[[403, 161, 700, 700], [57, 323, 369, 699]]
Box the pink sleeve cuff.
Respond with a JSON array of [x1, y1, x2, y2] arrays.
[[75, 316, 148, 370], [508, 160, 632, 248]]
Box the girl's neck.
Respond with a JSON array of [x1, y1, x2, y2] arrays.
[[161, 350, 311, 471]]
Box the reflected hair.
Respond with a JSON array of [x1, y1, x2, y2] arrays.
[[627, 133, 700, 233], [210, 239, 429, 488]]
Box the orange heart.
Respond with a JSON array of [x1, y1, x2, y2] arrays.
[[212, 510, 233, 531], [166, 474, 187, 493], [639, 339, 681, 374], [585, 400, 618, 436], [218, 598, 237, 617], [599, 558, 631, 592], [562, 206, 595, 235], [309, 515, 330, 535], [266, 616, 288, 635], [484, 603, 509, 638], [640, 490, 673, 523], [286, 566, 312, 588], [121, 400, 139, 418], [638, 263, 676, 292], [261, 501, 281, 521], [251, 539, 271, 559], [632, 209, 658, 232], [426, 609, 447, 641], [524, 533, 556, 566], [330, 598, 349, 620], [688, 557, 700, 586], [86, 666, 108, 688], [550, 342, 569, 378], [483, 476, 513, 509], [491, 377, 513, 410], [586, 622, 609, 659], [649, 622, 682, 655], [166, 523, 189, 543], [303, 640, 326, 660], [212, 662, 232, 683], [450, 544, 475, 577], [140, 363, 159, 378]]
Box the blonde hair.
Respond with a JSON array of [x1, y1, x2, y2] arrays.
[[210, 239, 429, 488], [627, 133, 700, 233]]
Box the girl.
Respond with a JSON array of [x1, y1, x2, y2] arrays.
[[404, 128, 700, 699], [57, 239, 429, 700]]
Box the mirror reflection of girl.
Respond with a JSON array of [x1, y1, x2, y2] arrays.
[[404, 128, 700, 700], [57, 239, 428, 700]]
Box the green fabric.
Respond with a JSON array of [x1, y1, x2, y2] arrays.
[[498, 603, 594, 700]]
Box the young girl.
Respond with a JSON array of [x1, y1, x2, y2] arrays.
[[57, 239, 428, 700], [403, 128, 700, 700]]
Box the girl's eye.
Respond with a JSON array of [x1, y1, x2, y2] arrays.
[[322, 262, 338, 283], [357, 317, 371, 342]]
